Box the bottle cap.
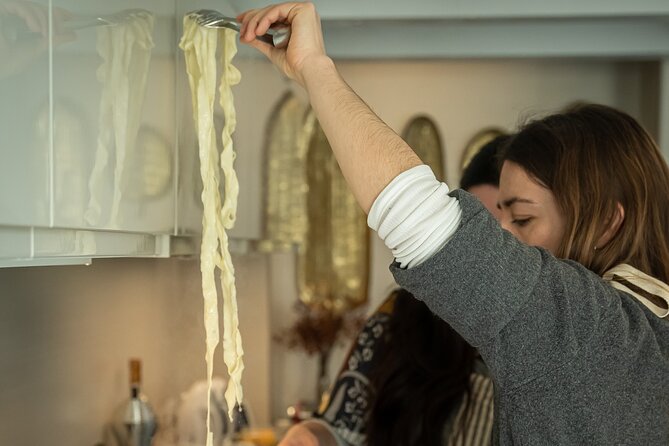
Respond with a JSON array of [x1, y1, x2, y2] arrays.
[[129, 358, 142, 385]]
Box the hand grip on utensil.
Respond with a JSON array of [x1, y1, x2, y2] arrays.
[[255, 25, 290, 49], [188, 10, 291, 49]]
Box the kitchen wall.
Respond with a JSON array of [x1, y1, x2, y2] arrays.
[[0, 57, 660, 444], [0, 254, 271, 445]]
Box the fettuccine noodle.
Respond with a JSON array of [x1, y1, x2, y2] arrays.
[[180, 15, 244, 444]]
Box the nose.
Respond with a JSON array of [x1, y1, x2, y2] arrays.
[[499, 217, 514, 234]]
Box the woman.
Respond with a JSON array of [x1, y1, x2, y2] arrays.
[[239, 4, 669, 444], [279, 137, 506, 446]]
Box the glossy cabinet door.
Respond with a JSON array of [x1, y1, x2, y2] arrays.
[[0, 0, 179, 265], [51, 0, 177, 234], [0, 0, 51, 227], [0, 0, 277, 265]]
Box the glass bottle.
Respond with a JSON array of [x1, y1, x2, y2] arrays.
[[111, 358, 157, 446]]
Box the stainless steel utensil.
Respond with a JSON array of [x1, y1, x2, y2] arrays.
[[63, 8, 152, 30], [187, 9, 291, 49], [1, 8, 151, 43]]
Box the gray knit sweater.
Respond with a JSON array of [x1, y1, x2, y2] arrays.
[[391, 190, 669, 445]]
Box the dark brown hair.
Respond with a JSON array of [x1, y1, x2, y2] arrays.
[[367, 289, 476, 446], [460, 135, 508, 191], [500, 103, 669, 282]]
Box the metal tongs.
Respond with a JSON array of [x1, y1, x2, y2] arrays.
[[188, 9, 291, 49]]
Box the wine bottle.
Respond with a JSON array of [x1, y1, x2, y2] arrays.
[[111, 358, 157, 446]]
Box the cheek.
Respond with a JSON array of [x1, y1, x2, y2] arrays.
[[523, 227, 547, 248], [541, 211, 567, 254], [501, 219, 559, 253], [514, 226, 537, 246], [524, 222, 562, 254], [543, 225, 565, 255]]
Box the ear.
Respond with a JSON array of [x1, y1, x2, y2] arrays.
[[596, 202, 625, 249]]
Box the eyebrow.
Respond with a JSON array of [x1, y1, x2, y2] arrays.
[[497, 197, 537, 209]]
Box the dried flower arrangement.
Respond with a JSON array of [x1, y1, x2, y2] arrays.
[[274, 301, 366, 403]]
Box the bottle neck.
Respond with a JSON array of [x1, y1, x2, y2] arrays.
[[129, 359, 142, 399]]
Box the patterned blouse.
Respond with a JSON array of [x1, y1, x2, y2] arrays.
[[315, 299, 494, 446]]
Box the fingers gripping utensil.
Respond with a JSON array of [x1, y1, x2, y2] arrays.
[[188, 9, 291, 49]]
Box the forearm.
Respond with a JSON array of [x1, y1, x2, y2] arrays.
[[238, 3, 458, 267], [304, 420, 341, 446], [301, 56, 423, 213], [279, 420, 341, 446]]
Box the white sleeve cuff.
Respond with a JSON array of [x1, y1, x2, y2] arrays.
[[368, 165, 462, 269]]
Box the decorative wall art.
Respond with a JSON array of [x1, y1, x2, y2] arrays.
[[257, 91, 311, 252], [402, 115, 445, 182], [260, 92, 369, 313], [297, 111, 369, 314]]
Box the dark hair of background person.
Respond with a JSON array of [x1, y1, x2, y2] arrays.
[[366, 289, 476, 446], [366, 137, 504, 446], [460, 135, 508, 191], [499, 103, 669, 283]]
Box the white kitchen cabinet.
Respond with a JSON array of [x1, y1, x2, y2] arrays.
[[0, 0, 182, 265], [50, 0, 177, 234], [0, 0, 278, 266], [0, 0, 51, 229]]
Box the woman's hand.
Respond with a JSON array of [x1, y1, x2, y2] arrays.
[[237, 2, 328, 87], [278, 420, 338, 446]]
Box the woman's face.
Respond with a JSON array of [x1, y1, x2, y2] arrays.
[[497, 161, 566, 254]]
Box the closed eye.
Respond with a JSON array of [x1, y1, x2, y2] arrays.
[[512, 218, 532, 227]]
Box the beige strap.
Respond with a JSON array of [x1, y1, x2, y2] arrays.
[[603, 264, 669, 318]]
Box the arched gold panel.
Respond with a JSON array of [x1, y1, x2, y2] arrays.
[[461, 127, 506, 173], [259, 92, 369, 312], [402, 115, 445, 182], [257, 91, 311, 252], [297, 112, 370, 313]]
